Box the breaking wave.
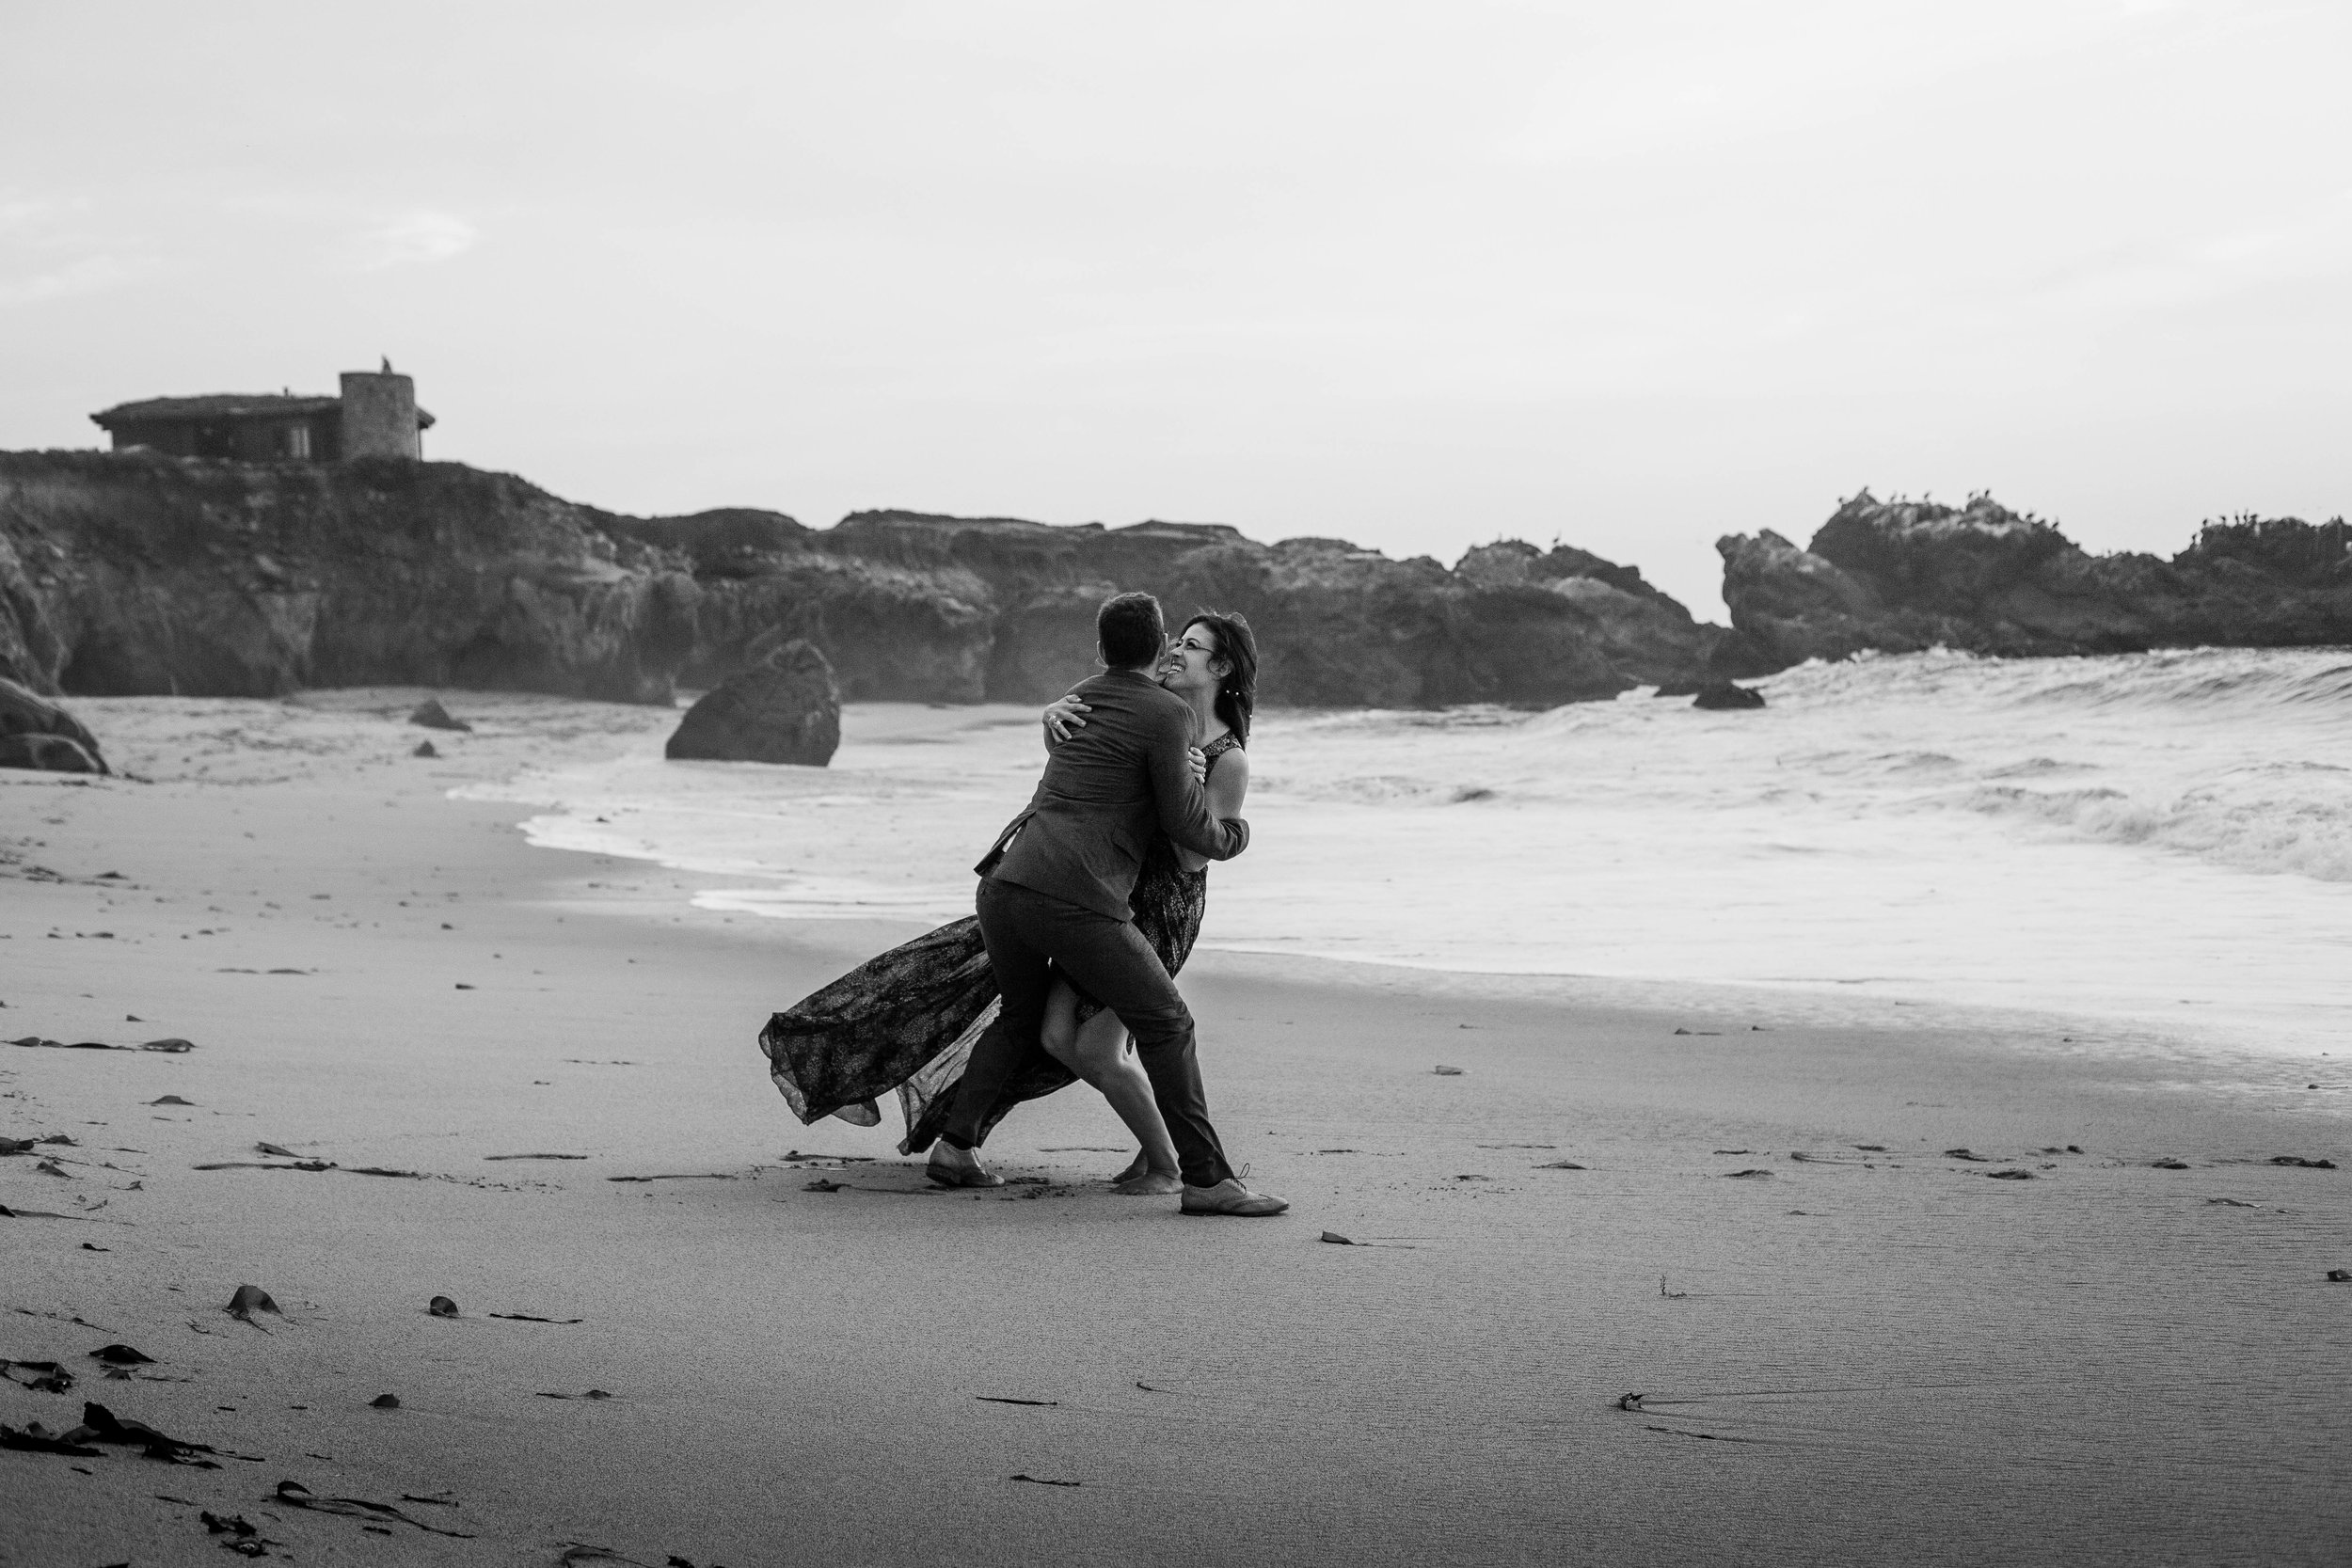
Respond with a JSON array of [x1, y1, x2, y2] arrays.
[[1966, 763, 2352, 882], [1263, 645, 2352, 884]]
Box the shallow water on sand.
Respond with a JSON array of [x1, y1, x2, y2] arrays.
[[463, 647, 2352, 1061]]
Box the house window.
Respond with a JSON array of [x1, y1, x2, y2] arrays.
[[282, 423, 311, 459]]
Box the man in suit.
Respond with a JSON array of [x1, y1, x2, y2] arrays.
[[929, 591, 1288, 1217]]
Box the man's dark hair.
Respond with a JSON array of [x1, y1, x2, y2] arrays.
[[1097, 592, 1165, 670]]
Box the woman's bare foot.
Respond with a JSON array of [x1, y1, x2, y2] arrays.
[[1108, 1151, 1151, 1184], [1113, 1168, 1184, 1196]]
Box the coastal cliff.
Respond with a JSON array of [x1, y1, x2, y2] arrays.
[[1719, 493, 2352, 666], [787, 510, 1767, 706], [0, 451, 1746, 708], [0, 453, 693, 704]]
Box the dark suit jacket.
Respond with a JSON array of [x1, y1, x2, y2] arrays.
[[976, 670, 1248, 920]]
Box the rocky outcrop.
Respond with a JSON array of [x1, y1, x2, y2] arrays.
[[1720, 493, 2352, 665], [813, 512, 1754, 705], [0, 675, 105, 773], [665, 639, 841, 766], [679, 554, 993, 702], [0, 450, 1741, 710], [15, 449, 2345, 711], [1454, 540, 1773, 690], [0, 452, 692, 703]]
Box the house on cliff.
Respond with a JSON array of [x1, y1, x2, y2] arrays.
[[88, 367, 433, 462]]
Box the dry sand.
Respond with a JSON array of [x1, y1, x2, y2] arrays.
[[3, 690, 2347, 1567]]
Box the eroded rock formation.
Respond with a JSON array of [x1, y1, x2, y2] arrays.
[[0, 451, 1741, 709], [0, 452, 691, 704], [1720, 493, 2352, 666], [807, 512, 1765, 705]]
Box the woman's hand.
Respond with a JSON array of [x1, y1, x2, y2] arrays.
[[1042, 694, 1092, 743], [1187, 746, 1207, 784]]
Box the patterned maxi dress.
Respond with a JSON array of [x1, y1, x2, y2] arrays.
[[756, 733, 1237, 1153]]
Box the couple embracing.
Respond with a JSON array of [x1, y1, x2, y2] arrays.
[[758, 591, 1288, 1218]]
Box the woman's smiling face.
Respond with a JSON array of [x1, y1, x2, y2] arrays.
[[1159, 622, 1224, 693]]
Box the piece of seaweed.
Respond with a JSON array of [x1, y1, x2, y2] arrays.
[[273, 1480, 476, 1538]]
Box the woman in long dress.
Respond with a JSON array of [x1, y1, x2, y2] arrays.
[[756, 611, 1258, 1189]]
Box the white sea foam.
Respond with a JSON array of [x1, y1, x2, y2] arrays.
[[461, 647, 2352, 1060]]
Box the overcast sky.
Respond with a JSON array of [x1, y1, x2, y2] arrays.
[[5, 0, 2346, 615]]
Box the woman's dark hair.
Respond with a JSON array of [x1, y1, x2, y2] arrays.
[[1097, 591, 1165, 670], [1182, 610, 1257, 745]]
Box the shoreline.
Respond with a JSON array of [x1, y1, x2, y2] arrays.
[[4, 692, 2347, 1565], [467, 665, 2352, 1066]]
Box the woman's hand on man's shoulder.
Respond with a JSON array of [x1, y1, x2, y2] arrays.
[[1042, 692, 1092, 743]]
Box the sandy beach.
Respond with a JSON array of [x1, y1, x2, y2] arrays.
[[4, 691, 2347, 1567]]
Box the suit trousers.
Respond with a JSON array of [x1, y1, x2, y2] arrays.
[[945, 876, 1235, 1189]]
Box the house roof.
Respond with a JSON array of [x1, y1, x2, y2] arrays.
[[89, 393, 436, 429]]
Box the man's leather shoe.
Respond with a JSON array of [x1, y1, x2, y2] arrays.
[[925, 1149, 1004, 1188], [1180, 1178, 1288, 1217]]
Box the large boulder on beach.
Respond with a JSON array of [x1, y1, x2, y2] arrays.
[[0, 676, 106, 773], [665, 639, 841, 766]]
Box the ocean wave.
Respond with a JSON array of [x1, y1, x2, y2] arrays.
[[1966, 765, 2352, 881], [1981, 756, 2096, 778], [1755, 644, 2352, 716], [1254, 648, 2352, 888], [2034, 654, 2352, 712]]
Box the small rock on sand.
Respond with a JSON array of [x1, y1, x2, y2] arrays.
[[226, 1285, 281, 1322], [1692, 683, 1766, 710], [408, 699, 471, 732]]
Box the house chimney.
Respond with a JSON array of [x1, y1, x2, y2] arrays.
[[339, 370, 421, 460]]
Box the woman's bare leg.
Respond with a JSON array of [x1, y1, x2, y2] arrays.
[[1041, 979, 1182, 1194]]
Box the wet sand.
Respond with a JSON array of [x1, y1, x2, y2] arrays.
[[3, 691, 2347, 1567]]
